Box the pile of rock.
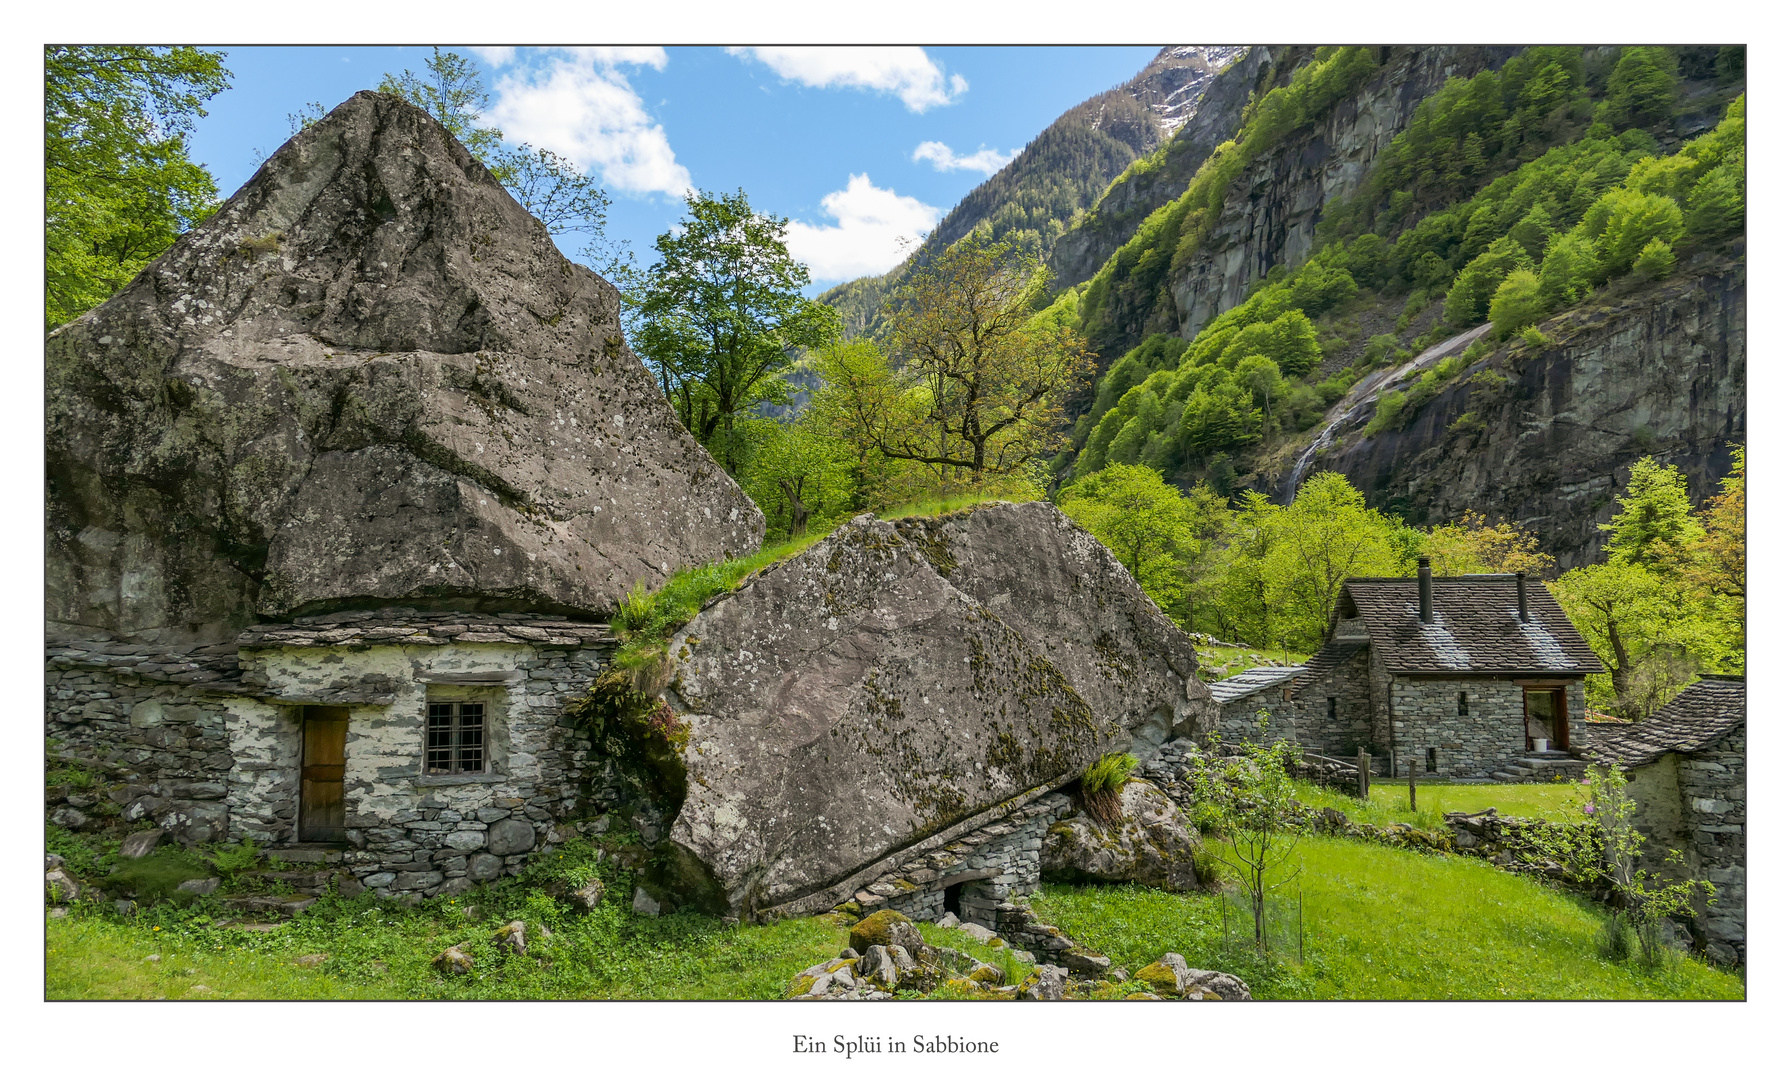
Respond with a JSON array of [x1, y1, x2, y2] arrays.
[[785, 909, 1250, 1002]]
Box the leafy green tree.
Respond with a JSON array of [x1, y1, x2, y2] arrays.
[[1059, 464, 1216, 615], [738, 418, 856, 540], [1591, 189, 1683, 278], [1684, 164, 1743, 244], [1421, 511, 1555, 577], [45, 46, 232, 329], [635, 189, 840, 473], [1538, 232, 1600, 309], [1488, 268, 1545, 339], [1186, 731, 1307, 951], [867, 233, 1093, 485], [1631, 237, 1676, 280], [1233, 355, 1283, 435], [1179, 380, 1258, 455], [1551, 559, 1714, 719], [1506, 202, 1556, 262], [1599, 456, 1705, 570], [1444, 237, 1532, 327], [1603, 47, 1679, 130], [1262, 472, 1405, 649]]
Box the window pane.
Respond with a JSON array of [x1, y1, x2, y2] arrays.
[[458, 702, 485, 773], [427, 702, 454, 773]]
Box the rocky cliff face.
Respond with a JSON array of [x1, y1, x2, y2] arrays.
[[1048, 48, 1272, 290], [658, 502, 1213, 916], [46, 92, 763, 642], [1328, 261, 1745, 567], [1169, 46, 1521, 334]]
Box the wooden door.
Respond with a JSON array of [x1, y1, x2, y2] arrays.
[[299, 706, 348, 842]]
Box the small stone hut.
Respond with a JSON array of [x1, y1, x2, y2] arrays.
[[48, 611, 618, 900], [1211, 558, 1604, 778], [1589, 675, 1746, 964]]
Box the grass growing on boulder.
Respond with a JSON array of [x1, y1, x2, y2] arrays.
[[1080, 752, 1137, 826], [1031, 836, 1743, 1000]]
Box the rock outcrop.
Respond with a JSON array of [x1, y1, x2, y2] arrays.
[[659, 502, 1213, 916], [1168, 46, 1521, 334], [1042, 779, 1206, 892], [1329, 261, 1745, 567], [46, 91, 762, 642]]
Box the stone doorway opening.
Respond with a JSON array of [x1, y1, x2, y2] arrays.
[[943, 882, 964, 918]]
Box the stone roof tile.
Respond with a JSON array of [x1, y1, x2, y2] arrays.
[[1340, 576, 1603, 674], [1587, 676, 1745, 768]]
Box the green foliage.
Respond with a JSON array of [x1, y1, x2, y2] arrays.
[[1488, 267, 1545, 339], [1059, 464, 1224, 619], [209, 838, 262, 884], [1186, 732, 1307, 950], [1444, 237, 1532, 326], [377, 47, 503, 160], [1598, 456, 1704, 570], [1632, 237, 1676, 280], [1363, 390, 1406, 436], [736, 417, 857, 540], [1603, 47, 1679, 130], [634, 189, 840, 473], [100, 847, 215, 908], [1079, 752, 1139, 825], [45, 46, 231, 329]]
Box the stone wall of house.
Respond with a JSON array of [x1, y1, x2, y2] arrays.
[[1389, 676, 1525, 777], [1628, 730, 1746, 964], [1677, 729, 1745, 962], [844, 793, 1073, 927], [1216, 693, 1297, 744], [47, 637, 613, 902], [236, 640, 611, 899], [1292, 650, 1375, 756], [46, 642, 241, 845]]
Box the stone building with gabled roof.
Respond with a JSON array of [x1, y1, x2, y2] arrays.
[[1210, 558, 1605, 779], [1589, 675, 1745, 964]]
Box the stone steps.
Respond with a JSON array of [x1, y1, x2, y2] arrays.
[[220, 893, 318, 916]]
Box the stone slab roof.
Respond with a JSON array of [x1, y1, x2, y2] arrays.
[[1208, 666, 1304, 704], [46, 638, 244, 685], [1290, 638, 1368, 694], [1587, 676, 1746, 768], [1338, 576, 1603, 675], [238, 609, 616, 649]]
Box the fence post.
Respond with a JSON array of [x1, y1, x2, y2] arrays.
[[1409, 758, 1419, 811], [1357, 747, 1370, 800]]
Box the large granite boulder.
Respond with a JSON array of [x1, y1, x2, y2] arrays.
[[660, 502, 1213, 916], [47, 91, 762, 641]]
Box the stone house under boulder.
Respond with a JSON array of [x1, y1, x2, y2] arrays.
[[48, 611, 618, 900], [1211, 558, 1605, 779], [1589, 675, 1745, 965]]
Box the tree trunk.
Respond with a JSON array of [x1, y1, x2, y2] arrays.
[[779, 478, 808, 539]]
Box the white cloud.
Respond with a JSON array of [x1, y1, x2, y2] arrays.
[[487, 49, 691, 198], [727, 47, 966, 112], [467, 46, 515, 67], [784, 174, 942, 283], [912, 140, 1018, 175]]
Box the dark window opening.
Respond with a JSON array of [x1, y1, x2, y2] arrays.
[[1427, 747, 1438, 773], [1327, 696, 1338, 720], [943, 882, 963, 918], [1457, 691, 1469, 717], [427, 701, 486, 775]]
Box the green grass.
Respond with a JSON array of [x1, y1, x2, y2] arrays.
[[48, 891, 852, 1000], [613, 491, 1029, 646], [1295, 780, 1586, 827], [1195, 645, 1311, 680], [1029, 836, 1742, 1000]]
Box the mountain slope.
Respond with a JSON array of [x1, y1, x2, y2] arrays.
[[820, 46, 1248, 337]]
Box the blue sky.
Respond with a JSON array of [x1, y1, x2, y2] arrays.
[[186, 46, 1162, 291]]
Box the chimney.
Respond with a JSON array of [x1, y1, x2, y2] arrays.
[[1516, 571, 1529, 623], [1418, 556, 1433, 624]]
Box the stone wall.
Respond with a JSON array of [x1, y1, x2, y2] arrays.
[[1292, 649, 1375, 756], [46, 642, 241, 845], [1215, 692, 1297, 745], [47, 635, 613, 902], [847, 794, 1072, 927], [1628, 729, 1746, 964], [1387, 676, 1586, 777]]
